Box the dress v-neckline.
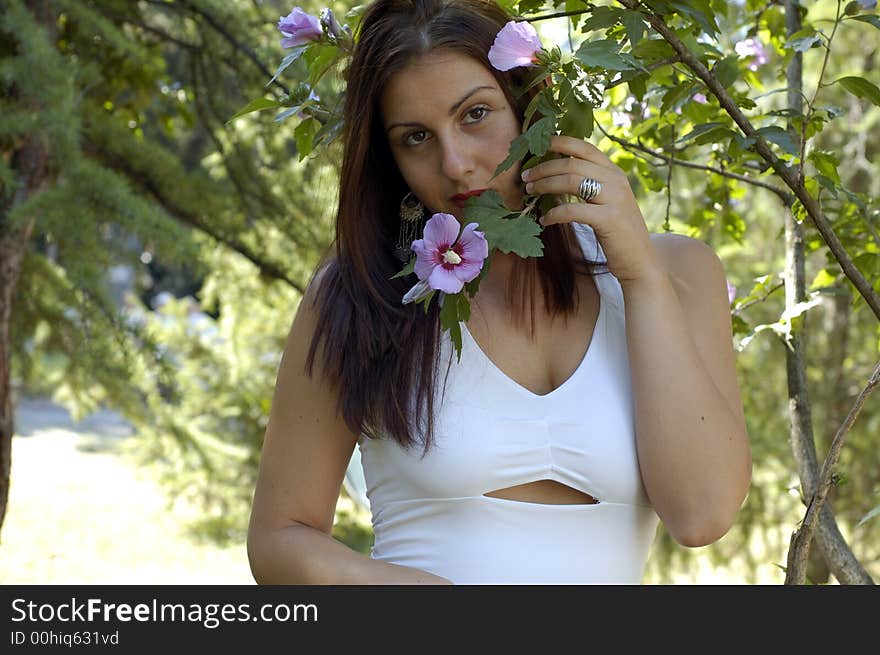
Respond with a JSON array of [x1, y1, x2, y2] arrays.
[[460, 273, 606, 400]]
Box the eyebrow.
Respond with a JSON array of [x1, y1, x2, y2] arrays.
[[385, 85, 497, 133]]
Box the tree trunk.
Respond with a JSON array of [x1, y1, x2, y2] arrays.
[[0, 0, 55, 540], [0, 222, 35, 538], [1, 136, 46, 536]]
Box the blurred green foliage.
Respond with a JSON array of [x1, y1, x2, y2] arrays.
[[4, 0, 879, 582]]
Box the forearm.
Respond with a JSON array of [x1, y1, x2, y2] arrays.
[[621, 271, 751, 545], [248, 524, 454, 584]]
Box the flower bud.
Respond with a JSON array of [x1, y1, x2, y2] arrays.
[[320, 8, 343, 39]]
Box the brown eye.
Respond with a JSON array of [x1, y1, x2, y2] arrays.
[[464, 106, 490, 123], [404, 130, 428, 146]]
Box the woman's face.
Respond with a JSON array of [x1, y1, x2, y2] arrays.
[[380, 51, 524, 221]]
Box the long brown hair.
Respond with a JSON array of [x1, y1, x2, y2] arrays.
[[305, 0, 606, 455]]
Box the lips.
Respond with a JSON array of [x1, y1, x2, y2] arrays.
[[450, 188, 488, 208]]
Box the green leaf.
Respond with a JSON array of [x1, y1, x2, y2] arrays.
[[227, 97, 283, 123], [809, 268, 837, 291], [660, 81, 695, 115], [391, 256, 416, 280], [849, 14, 880, 30], [622, 11, 646, 45], [525, 116, 556, 156], [439, 292, 464, 363], [712, 55, 740, 89], [266, 45, 308, 87], [523, 88, 557, 128], [813, 174, 839, 198], [677, 121, 728, 144], [492, 132, 530, 178], [558, 96, 593, 139], [809, 151, 841, 185], [575, 39, 638, 71], [294, 118, 320, 160], [313, 114, 343, 148], [305, 44, 340, 88], [669, 0, 719, 37], [565, 0, 588, 29], [756, 125, 800, 156], [635, 158, 665, 192], [631, 38, 675, 62], [580, 6, 624, 32], [628, 74, 647, 101], [787, 33, 823, 53], [834, 76, 880, 107], [463, 191, 544, 258]]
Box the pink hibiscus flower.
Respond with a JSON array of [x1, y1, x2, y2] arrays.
[[277, 7, 322, 49], [488, 21, 543, 72], [411, 214, 488, 294]]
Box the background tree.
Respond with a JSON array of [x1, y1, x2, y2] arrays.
[[3, 0, 878, 583]]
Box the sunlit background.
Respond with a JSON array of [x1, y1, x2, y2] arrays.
[[2, 0, 878, 585]]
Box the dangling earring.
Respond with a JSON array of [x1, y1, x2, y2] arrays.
[[395, 191, 425, 262]]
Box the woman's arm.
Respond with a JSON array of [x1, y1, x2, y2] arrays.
[[247, 266, 453, 584], [622, 234, 752, 547], [522, 135, 751, 547]]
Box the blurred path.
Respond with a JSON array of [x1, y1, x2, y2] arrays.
[[0, 396, 254, 584]]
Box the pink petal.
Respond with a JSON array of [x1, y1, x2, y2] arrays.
[[453, 259, 484, 284], [457, 223, 489, 263], [423, 213, 461, 250], [428, 265, 465, 294], [488, 21, 543, 72], [411, 238, 438, 281]]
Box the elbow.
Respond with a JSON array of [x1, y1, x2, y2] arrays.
[[668, 502, 745, 548], [667, 491, 750, 549], [674, 454, 753, 548], [246, 530, 269, 585], [671, 523, 729, 548]]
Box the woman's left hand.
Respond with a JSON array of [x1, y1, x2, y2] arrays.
[[520, 135, 661, 285]]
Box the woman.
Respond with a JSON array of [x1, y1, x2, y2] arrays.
[[247, 0, 752, 584]]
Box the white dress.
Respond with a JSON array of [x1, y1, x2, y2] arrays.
[[357, 223, 660, 584]]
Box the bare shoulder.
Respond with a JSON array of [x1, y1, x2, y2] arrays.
[[649, 232, 726, 299]]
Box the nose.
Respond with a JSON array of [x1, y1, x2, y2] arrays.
[[439, 132, 474, 183]]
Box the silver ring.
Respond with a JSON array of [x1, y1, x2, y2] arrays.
[[577, 177, 602, 202]]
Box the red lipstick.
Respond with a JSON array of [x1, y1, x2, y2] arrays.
[[451, 188, 488, 208]]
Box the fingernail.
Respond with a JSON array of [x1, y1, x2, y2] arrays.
[[525, 182, 534, 193], [521, 169, 530, 181]]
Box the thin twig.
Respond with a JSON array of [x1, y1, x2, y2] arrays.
[[785, 359, 880, 584], [731, 281, 784, 316], [595, 123, 794, 202], [798, 0, 842, 185], [604, 57, 681, 89], [525, 8, 592, 23]]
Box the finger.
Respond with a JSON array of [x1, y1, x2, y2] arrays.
[[524, 168, 612, 203], [522, 155, 622, 184], [540, 201, 610, 229], [547, 135, 616, 171]]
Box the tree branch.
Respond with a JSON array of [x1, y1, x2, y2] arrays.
[[616, 0, 880, 322], [86, 144, 305, 294], [595, 123, 794, 202], [143, 0, 289, 96], [786, 359, 880, 584]]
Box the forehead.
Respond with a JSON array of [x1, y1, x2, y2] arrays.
[[380, 51, 500, 122]]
